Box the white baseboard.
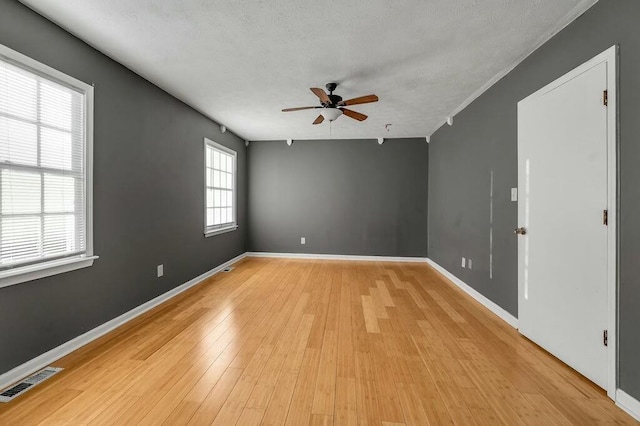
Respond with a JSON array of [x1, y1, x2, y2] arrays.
[[425, 258, 518, 329], [616, 389, 640, 422], [0, 252, 247, 392], [246, 252, 429, 263]]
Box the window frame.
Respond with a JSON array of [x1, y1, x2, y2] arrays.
[[203, 138, 237, 237], [0, 43, 96, 289]]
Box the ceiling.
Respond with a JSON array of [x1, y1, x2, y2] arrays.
[[20, 0, 597, 141]]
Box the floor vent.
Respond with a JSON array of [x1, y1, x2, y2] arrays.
[[0, 367, 63, 403], [223, 266, 234, 272]]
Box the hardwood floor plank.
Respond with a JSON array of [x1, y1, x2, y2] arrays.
[[376, 280, 396, 307], [522, 393, 574, 425], [311, 329, 338, 415], [284, 348, 322, 426], [186, 367, 244, 425], [369, 287, 390, 319], [310, 413, 334, 425], [355, 378, 382, 426], [0, 388, 83, 425], [246, 310, 313, 409], [386, 269, 406, 290], [212, 344, 275, 425], [361, 295, 380, 334], [369, 335, 405, 424], [350, 285, 370, 354], [395, 383, 431, 426], [334, 377, 357, 426], [160, 400, 200, 426], [336, 284, 355, 379], [261, 371, 298, 425], [237, 407, 266, 425]]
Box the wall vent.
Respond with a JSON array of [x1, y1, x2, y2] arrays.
[[0, 367, 63, 403]]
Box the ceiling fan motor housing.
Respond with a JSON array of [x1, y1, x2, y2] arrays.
[[324, 82, 342, 107], [327, 94, 342, 106]]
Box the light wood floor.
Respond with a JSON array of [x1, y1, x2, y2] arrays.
[[0, 258, 635, 425]]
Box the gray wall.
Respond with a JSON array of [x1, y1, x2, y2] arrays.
[[248, 138, 428, 257], [428, 0, 640, 400], [0, 1, 247, 374]]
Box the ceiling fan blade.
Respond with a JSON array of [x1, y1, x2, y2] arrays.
[[312, 115, 324, 125], [310, 87, 331, 104], [340, 108, 368, 121], [340, 94, 379, 106], [282, 106, 318, 112]]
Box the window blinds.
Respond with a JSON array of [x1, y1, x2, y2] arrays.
[[0, 56, 86, 270]]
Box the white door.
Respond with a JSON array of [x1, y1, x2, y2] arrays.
[[517, 47, 616, 391]]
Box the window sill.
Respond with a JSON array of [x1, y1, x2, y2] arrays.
[[204, 225, 238, 238], [0, 255, 99, 289]]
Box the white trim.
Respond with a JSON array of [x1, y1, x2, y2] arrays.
[[0, 255, 98, 289], [0, 42, 96, 289], [606, 46, 619, 401], [616, 389, 640, 422], [205, 138, 236, 157], [425, 258, 518, 329], [517, 45, 618, 399], [429, 0, 598, 136], [0, 252, 246, 392], [518, 46, 616, 101], [0, 43, 94, 92], [204, 138, 238, 236], [85, 82, 95, 263], [204, 225, 238, 237], [246, 252, 429, 263]]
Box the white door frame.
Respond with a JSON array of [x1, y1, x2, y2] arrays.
[[517, 45, 618, 399]]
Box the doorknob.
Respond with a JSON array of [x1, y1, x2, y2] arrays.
[[514, 227, 527, 235]]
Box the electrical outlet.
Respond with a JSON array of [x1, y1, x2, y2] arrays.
[[461, 257, 466, 268], [157, 264, 164, 277], [468, 259, 473, 269], [511, 187, 518, 201], [300, 237, 306, 245]]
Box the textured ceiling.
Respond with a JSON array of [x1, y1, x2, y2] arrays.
[[20, 0, 597, 141]]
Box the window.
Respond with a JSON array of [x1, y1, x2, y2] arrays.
[[0, 44, 95, 288], [204, 138, 237, 236]]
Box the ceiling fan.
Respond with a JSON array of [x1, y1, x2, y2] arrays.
[[282, 82, 378, 125]]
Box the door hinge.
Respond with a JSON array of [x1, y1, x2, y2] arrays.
[[603, 90, 608, 106], [603, 330, 608, 346], [603, 209, 608, 226]]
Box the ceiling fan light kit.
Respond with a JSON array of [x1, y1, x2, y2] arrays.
[[282, 82, 378, 125], [321, 108, 343, 122]]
